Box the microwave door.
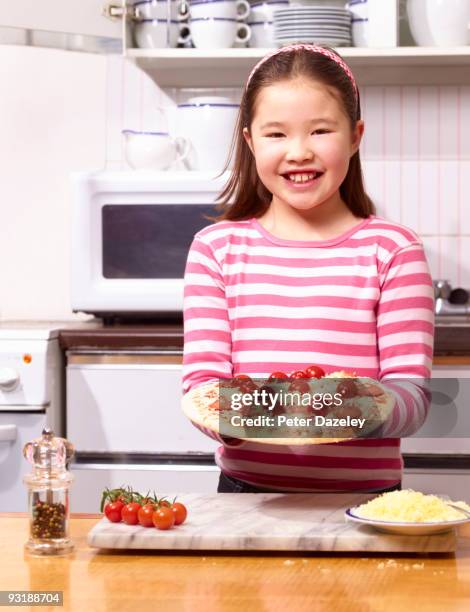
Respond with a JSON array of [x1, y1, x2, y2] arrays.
[[101, 203, 217, 281]]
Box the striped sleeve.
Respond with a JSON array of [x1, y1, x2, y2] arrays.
[[182, 234, 233, 394], [376, 243, 435, 437], [182, 234, 243, 446]]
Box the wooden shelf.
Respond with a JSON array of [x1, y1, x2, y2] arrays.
[[126, 46, 470, 87]]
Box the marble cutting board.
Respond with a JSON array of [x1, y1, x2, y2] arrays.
[[87, 492, 457, 553]]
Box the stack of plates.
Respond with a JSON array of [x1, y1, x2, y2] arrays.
[[273, 6, 352, 46]]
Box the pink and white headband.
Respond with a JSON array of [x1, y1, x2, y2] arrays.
[[246, 43, 358, 102]]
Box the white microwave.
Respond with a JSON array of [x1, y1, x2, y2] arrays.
[[71, 171, 229, 318]]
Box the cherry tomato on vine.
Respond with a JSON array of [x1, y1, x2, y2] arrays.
[[104, 500, 124, 523], [138, 503, 156, 527], [122, 502, 141, 525], [171, 502, 188, 526], [152, 506, 175, 530]]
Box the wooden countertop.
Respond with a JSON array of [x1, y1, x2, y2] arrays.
[[1, 514, 470, 610]]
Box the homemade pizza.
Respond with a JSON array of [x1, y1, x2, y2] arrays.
[[181, 369, 396, 445]]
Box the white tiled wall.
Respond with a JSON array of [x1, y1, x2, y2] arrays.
[[0, 47, 469, 320]]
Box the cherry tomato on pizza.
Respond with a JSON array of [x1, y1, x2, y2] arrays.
[[337, 379, 358, 398], [290, 370, 309, 380], [305, 365, 325, 379], [289, 379, 310, 394], [268, 371, 288, 381]]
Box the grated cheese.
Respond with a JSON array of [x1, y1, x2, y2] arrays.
[[355, 489, 470, 523]]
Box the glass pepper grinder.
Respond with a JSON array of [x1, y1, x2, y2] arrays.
[[23, 428, 75, 556]]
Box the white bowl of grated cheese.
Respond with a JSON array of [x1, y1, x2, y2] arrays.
[[345, 489, 470, 535]]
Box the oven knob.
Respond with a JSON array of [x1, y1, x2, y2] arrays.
[[0, 367, 20, 391]]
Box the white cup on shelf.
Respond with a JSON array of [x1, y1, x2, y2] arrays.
[[187, 0, 250, 20], [249, 0, 288, 23], [249, 21, 275, 47], [189, 17, 251, 48], [134, 0, 183, 20], [134, 18, 191, 47], [407, 0, 470, 46]]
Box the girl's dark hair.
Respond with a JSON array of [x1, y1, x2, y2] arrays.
[[213, 46, 375, 221]]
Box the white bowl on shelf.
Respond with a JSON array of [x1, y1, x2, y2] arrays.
[[407, 0, 470, 46]]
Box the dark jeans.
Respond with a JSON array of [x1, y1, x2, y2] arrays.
[[217, 471, 402, 494]]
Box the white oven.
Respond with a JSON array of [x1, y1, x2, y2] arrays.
[[71, 170, 229, 318], [0, 323, 64, 511], [66, 350, 219, 511]]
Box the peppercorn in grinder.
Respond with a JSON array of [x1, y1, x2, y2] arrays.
[[23, 428, 74, 555]]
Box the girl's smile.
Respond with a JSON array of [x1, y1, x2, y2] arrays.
[[282, 171, 324, 189]]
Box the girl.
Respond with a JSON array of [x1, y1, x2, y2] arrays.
[[182, 44, 434, 494]]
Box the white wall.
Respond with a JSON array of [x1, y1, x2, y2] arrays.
[[1, 45, 470, 320], [0, 46, 107, 320]]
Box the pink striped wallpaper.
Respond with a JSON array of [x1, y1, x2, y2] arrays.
[[106, 57, 470, 288]]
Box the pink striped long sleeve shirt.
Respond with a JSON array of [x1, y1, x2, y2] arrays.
[[183, 215, 435, 492]]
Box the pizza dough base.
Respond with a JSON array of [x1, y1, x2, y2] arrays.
[[182, 380, 394, 446]]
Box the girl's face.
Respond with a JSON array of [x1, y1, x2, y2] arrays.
[[243, 77, 364, 215]]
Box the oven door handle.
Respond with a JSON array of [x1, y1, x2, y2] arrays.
[[0, 425, 17, 442]]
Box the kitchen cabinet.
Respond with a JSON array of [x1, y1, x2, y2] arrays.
[[1, 1, 470, 87], [66, 351, 217, 454], [401, 364, 470, 455], [0, 0, 121, 39], [403, 469, 470, 498], [0, 0, 123, 53], [65, 349, 219, 511]]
